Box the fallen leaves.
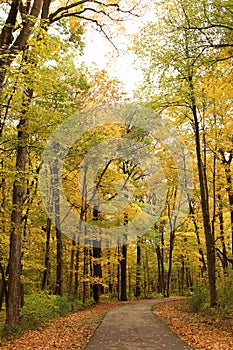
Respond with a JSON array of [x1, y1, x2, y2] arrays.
[[1, 298, 232, 349], [0, 302, 123, 350], [154, 299, 233, 350]]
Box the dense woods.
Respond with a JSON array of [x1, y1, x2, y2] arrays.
[[0, 0, 233, 336]]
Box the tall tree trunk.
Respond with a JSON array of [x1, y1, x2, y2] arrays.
[[0, 262, 7, 311], [191, 93, 217, 306], [52, 159, 63, 296], [135, 238, 141, 298], [68, 238, 76, 295], [92, 240, 102, 303], [42, 218, 51, 290], [83, 245, 88, 304], [117, 245, 120, 300], [120, 242, 127, 301], [0, 161, 7, 235], [156, 246, 164, 294], [0, 0, 44, 92], [92, 207, 102, 303], [166, 229, 175, 297], [181, 258, 185, 293], [188, 200, 207, 275], [219, 151, 233, 255], [120, 215, 128, 301], [217, 194, 228, 270], [6, 110, 28, 326]]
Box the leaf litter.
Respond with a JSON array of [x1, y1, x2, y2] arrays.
[[154, 299, 233, 350], [0, 302, 123, 350]]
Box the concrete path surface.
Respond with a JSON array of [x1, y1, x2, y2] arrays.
[[85, 299, 193, 350]]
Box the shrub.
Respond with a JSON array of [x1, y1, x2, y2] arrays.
[[188, 284, 209, 312], [20, 292, 85, 331], [216, 272, 233, 315]]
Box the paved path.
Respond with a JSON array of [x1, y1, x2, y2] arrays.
[[85, 299, 193, 350]]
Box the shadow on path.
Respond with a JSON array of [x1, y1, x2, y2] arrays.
[[85, 299, 193, 350]]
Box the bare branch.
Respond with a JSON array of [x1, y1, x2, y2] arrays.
[[49, 0, 132, 23]]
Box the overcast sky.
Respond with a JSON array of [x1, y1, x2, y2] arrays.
[[81, 10, 151, 96]]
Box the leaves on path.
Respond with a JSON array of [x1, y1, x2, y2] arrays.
[[154, 299, 233, 350], [0, 302, 123, 350]]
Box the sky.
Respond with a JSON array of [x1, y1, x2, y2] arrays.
[[80, 11, 151, 96]]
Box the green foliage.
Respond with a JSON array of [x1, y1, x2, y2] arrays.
[[216, 272, 233, 315], [189, 273, 233, 315], [21, 293, 68, 328], [188, 284, 209, 312], [2, 292, 86, 338]]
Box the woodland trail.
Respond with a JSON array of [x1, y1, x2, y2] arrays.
[[85, 299, 193, 350]]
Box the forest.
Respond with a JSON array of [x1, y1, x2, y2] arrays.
[[0, 0, 233, 338]]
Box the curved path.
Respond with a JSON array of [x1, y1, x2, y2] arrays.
[[85, 299, 193, 350]]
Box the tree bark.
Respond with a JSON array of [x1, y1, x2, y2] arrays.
[[120, 242, 127, 301], [68, 238, 75, 296], [190, 91, 217, 306], [166, 229, 175, 297], [217, 194, 228, 270], [188, 200, 207, 275], [156, 246, 164, 294], [52, 158, 63, 296], [42, 218, 51, 290], [135, 238, 141, 298], [92, 240, 102, 303], [6, 111, 28, 326], [120, 215, 128, 301]]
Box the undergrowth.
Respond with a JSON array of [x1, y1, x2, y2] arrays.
[[188, 272, 233, 317], [1, 292, 86, 339]]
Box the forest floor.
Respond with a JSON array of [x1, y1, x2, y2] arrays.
[[154, 299, 233, 350], [0, 301, 125, 350], [0, 298, 232, 349]]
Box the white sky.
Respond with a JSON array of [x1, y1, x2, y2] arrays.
[[80, 12, 151, 96]]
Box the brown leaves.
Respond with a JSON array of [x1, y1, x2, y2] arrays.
[[0, 302, 121, 350], [154, 299, 233, 350]]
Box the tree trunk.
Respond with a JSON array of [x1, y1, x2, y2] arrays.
[[217, 194, 228, 270], [83, 245, 88, 304], [188, 200, 207, 275], [6, 111, 28, 326], [120, 215, 128, 301], [73, 240, 80, 299], [181, 258, 185, 293], [93, 240, 102, 303], [68, 238, 76, 295], [52, 159, 63, 296], [135, 238, 141, 298], [221, 155, 233, 255], [42, 218, 51, 290], [0, 0, 44, 92], [0, 263, 7, 311], [156, 246, 164, 294], [117, 245, 120, 300], [191, 95, 217, 307], [120, 242, 127, 301], [166, 229, 175, 297]]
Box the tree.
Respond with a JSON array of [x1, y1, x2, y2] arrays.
[[0, 0, 139, 327], [133, 0, 233, 306], [0, 0, 137, 92]]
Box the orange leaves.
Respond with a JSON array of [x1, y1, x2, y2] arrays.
[[154, 299, 233, 350]]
